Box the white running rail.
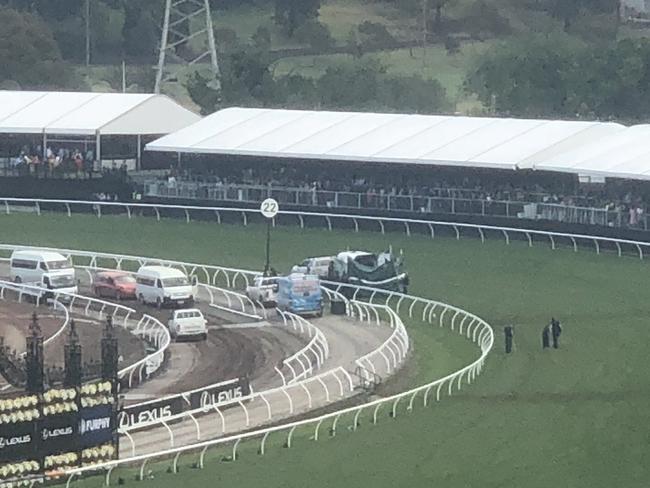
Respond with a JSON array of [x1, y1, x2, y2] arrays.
[[0, 281, 69, 350], [59, 283, 492, 486], [0, 280, 170, 388], [274, 309, 330, 385], [1, 197, 649, 259]]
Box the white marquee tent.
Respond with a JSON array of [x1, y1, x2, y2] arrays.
[[0, 91, 200, 163], [0, 91, 199, 135], [146, 107, 650, 180]]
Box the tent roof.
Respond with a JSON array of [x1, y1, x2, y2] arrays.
[[146, 107, 626, 172], [0, 91, 200, 136], [531, 124, 650, 180]]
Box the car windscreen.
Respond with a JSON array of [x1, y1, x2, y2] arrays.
[[162, 277, 189, 287], [49, 274, 75, 288], [46, 259, 72, 270], [114, 275, 136, 284]]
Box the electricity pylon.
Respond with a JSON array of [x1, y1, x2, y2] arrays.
[[155, 0, 221, 96]]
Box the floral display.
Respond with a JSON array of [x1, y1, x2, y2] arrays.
[[0, 461, 39, 479]]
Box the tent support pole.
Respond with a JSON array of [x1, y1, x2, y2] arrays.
[[137, 135, 142, 171], [42, 133, 47, 160], [96, 133, 102, 163]]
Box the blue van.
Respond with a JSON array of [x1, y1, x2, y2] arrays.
[[276, 273, 323, 317]]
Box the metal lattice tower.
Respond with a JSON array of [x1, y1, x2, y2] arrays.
[[155, 0, 221, 95]]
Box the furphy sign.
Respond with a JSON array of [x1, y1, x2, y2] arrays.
[[79, 405, 114, 448], [119, 396, 184, 429]]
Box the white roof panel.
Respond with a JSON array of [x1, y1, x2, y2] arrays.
[[376, 116, 496, 161], [195, 109, 315, 151], [283, 112, 401, 157], [0, 91, 47, 121], [147, 107, 650, 180], [0, 92, 98, 134], [46, 93, 151, 135], [0, 90, 199, 136]]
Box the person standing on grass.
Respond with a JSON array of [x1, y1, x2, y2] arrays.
[[542, 322, 551, 349], [551, 318, 562, 349], [504, 325, 514, 354]]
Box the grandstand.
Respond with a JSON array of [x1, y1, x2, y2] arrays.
[[144, 108, 650, 234]]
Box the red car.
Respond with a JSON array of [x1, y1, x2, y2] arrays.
[[92, 271, 137, 300]]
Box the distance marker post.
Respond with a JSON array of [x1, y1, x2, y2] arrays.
[[260, 198, 279, 276]]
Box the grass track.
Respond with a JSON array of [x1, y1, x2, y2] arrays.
[[2, 213, 650, 487]]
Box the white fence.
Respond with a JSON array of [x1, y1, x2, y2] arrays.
[[50, 278, 492, 486], [1, 197, 649, 260], [350, 301, 409, 381], [0, 279, 170, 389], [275, 309, 330, 385], [0, 281, 69, 352], [117, 296, 401, 457]]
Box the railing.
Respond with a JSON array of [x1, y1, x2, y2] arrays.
[[349, 301, 409, 381], [59, 280, 491, 485], [116, 296, 404, 457], [0, 281, 69, 353], [275, 309, 330, 385], [143, 180, 648, 231], [0, 234, 492, 486], [0, 279, 170, 389], [2, 198, 650, 260]]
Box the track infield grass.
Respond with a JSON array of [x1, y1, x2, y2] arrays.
[[2, 213, 649, 488]]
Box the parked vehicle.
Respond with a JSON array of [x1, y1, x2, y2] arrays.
[[10, 250, 78, 298], [92, 271, 136, 300], [168, 308, 208, 340], [245, 276, 280, 307], [135, 265, 196, 308], [329, 250, 409, 293], [276, 273, 323, 317], [291, 256, 334, 278]]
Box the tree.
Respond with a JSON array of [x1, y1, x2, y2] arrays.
[[429, 0, 455, 32], [185, 71, 221, 115], [274, 0, 321, 37], [0, 7, 71, 88], [464, 36, 650, 120]]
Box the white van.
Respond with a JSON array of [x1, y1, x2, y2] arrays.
[[291, 256, 334, 278], [135, 265, 196, 308], [168, 309, 208, 340], [10, 250, 78, 298]]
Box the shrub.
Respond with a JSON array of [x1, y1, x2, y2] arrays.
[[357, 21, 396, 49], [294, 20, 335, 51]]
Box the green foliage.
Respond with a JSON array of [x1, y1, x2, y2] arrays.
[[185, 71, 221, 115], [379, 74, 452, 112], [294, 20, 335, 50], [461, 0, 511, 38], [312, 57, 451, 112], [0, 7, 71, 89], [121, 3, 158, 60], [465, 36, 650, 120], [274, 0, 321, 37], [215, 27, 239, 52], [251, 26, 272, 50], [357, 21, 396, 50]]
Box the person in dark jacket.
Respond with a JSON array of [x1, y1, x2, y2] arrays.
[[551, 318, 562, 349], [542, 323, 551, 349], [504, 325, 514, 354]]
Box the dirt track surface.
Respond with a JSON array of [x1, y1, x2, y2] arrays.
[[0, 298, 146, 374]]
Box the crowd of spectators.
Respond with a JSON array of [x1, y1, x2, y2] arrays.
[[7, 145, 95, 177], [155, 163, 650, 223]]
